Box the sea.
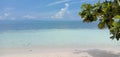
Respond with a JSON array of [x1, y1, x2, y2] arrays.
[[0, 20, 119, 48]]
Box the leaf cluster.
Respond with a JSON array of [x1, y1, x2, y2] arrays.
[[79, 0, 120, 40]]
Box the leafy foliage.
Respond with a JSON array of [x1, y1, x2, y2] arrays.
[[79, 0, 120, 40]]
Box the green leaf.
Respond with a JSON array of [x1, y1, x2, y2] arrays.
[[110, 36, 115, 39], [112, 22, 119, 27], [98, 22, 105, 29], [113, 15, 120, 19]]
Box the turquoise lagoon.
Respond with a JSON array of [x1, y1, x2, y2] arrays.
[[0, 21, 119, 48], [0, 29, 119, 48]]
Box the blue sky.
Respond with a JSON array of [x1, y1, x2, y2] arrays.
[[0, 0, 105, 20]]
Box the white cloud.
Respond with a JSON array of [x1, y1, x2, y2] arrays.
[[0, 7, 16, 20], [47, 0, 70, 6], [51, 3, 69, 19], [23, 15, 37, 19], [4, 13, 11, 17], [0, 12, 11, 20], [11, 17, 16, 20]]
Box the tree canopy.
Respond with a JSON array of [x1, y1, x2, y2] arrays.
[[79, 0, 120, 40]]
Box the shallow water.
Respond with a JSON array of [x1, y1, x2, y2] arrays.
[[0, 29, 119, 48]]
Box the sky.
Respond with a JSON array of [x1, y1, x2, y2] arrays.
[[0, 0, 105, 21]]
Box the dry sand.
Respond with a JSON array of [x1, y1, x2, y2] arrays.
[[0, 46, 120, 57]]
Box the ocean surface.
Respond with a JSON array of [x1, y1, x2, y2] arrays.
[[0, 20, 119, 48], [0, 20, 97, 31]]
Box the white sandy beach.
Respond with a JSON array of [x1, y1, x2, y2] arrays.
[[0, 46, 120, 57]]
